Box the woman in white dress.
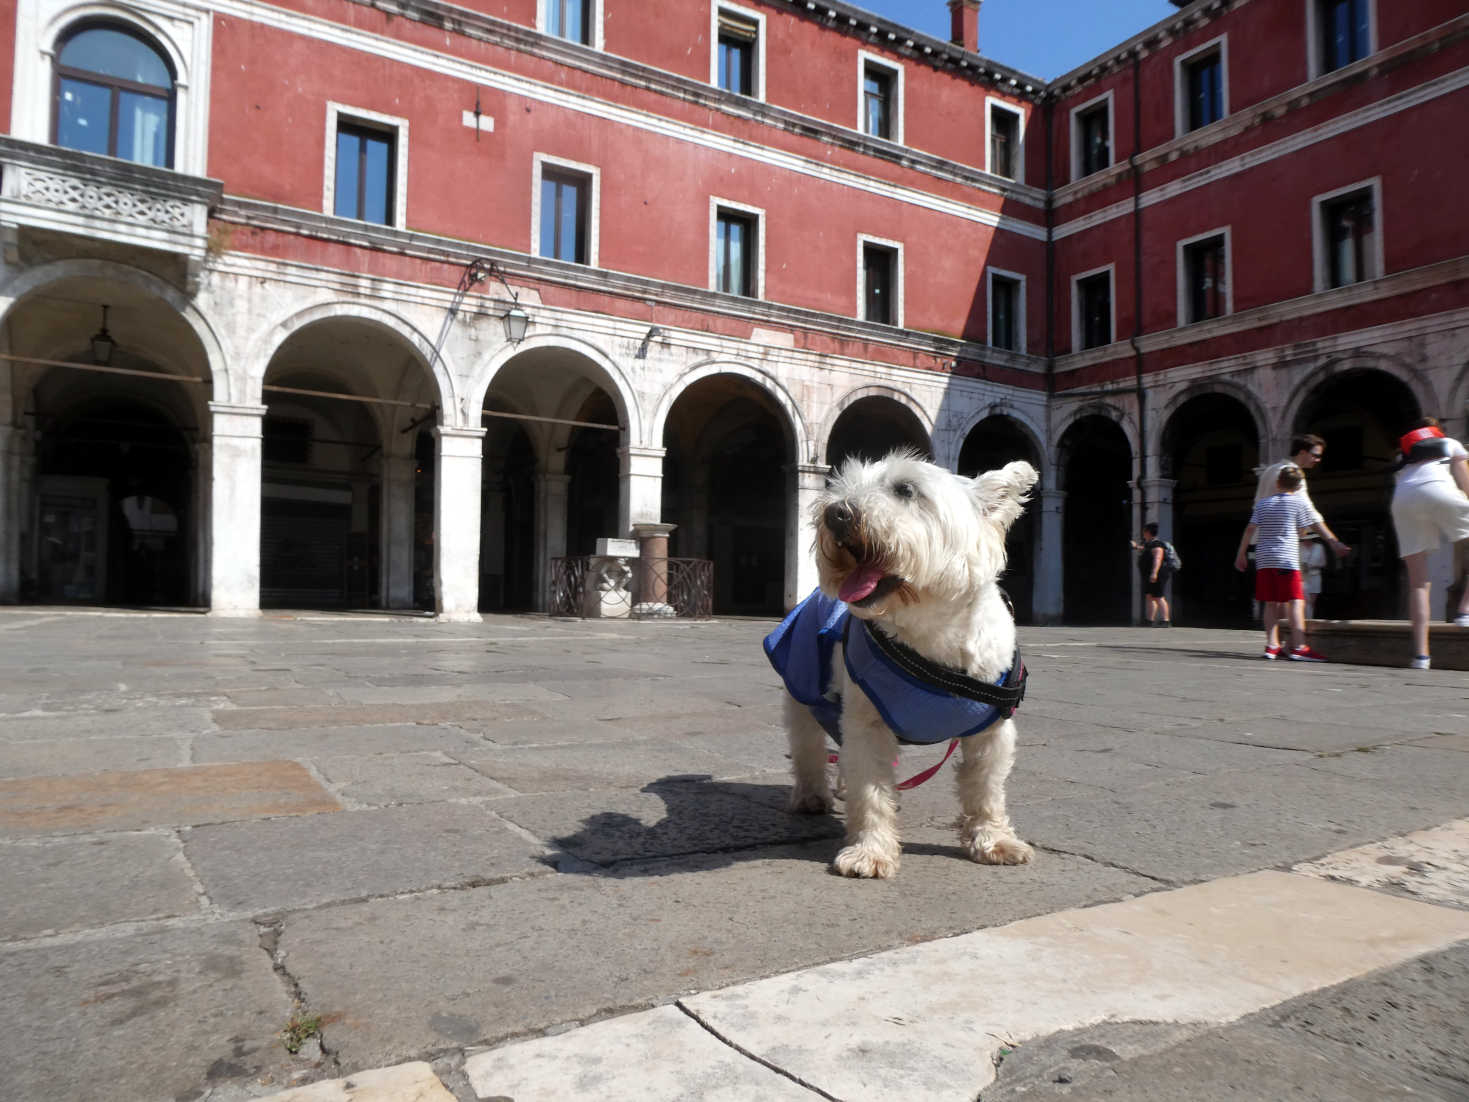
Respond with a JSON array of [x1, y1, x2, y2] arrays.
[[1390, 418, 1469, 670]]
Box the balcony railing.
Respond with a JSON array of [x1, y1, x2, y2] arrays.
[[549, 555, 713, 620], [0, 137, 222, 290]]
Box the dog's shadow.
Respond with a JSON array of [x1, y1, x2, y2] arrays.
[[546, 772, 845, 876]]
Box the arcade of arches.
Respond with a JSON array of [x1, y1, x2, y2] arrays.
[[0, 294, 1448, 626]]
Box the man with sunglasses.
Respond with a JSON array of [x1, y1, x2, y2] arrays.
[[1254, 433, 1351, 560]]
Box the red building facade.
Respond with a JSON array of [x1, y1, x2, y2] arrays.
[[0, 0, 1463, 623]]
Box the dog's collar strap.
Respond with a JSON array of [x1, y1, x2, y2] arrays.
[[860, 620, 1027, 717]]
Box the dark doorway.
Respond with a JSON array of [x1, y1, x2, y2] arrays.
[[826, 396, 931, 468], [35, 400, 193, 606], [957, 416, 1041, 624], [1163, 393, 1260, 627], [1059, 415, 1133, 624], [565, 391, 620, 555]]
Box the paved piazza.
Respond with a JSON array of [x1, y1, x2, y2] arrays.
[[1, 607, 1466, 1100]]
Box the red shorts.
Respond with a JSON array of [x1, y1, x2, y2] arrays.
[[1255, 568, 1304, 603]]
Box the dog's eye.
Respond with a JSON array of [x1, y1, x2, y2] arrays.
[[893, 481, 915, 500]]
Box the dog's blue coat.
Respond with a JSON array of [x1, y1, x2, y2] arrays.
[[763, 589, 1016, 745]]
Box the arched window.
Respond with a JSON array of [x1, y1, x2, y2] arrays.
[[53, 23, 175, 168]]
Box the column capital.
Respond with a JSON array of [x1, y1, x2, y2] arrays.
[[619, 445, 666, 460], [208, 402, 267, 438], [631, 521, 677, 538]]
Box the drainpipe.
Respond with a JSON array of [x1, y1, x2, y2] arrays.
[[1128, 48, 1148, 528], [1044, 93, 1056, 395]]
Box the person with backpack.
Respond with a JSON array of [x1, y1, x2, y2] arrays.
[[1131, 521, 1176, 626]]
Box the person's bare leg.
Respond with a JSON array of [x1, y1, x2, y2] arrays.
[[1264, 601, 1282, 650], [1456, 539, 1469, 617], [1157, 595, 1171, 622], [1287, 598, 1307, 650], [1403, 551, 1431, 658]]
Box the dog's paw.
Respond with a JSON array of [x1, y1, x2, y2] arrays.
[[966, 832, 1034, 866], [833, 843, 900, 879], [788, 787, 834, 815]]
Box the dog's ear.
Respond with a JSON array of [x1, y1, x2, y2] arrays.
[[970, 461, 1038, 532]]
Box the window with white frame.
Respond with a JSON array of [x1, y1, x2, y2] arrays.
[[532, 154, 599, 266], [53, 21, 176, 168], [1072, 266, 1114, 351], [858, 236, 902, 326], [1312, 179, 1381, 290], [713, 5, 764, 99], [1070, 90, 1112, 180], [1177, 228, 1231, 325], [325, 103, 409, 228], [541, 0, 602, 47], [859, 53, 902, 143], [987, 269, 1026, 352], [711, 199, 762, 298], [987, 98, 1023, 182], [1174, 36, 1227, 136], [1309, 0, 1373, 77]]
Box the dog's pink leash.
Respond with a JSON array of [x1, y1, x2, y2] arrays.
[[826, 738, 959, 791]]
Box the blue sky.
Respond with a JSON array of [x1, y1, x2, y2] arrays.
[[850, 0, 1178, 80]]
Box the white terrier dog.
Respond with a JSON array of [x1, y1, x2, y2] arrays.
[[764, 451, 1038, 879]]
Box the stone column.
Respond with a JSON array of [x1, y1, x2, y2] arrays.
[[788, 463, 829, 609], [192, 437, 210, 606], [381, 454, 416, 608], [434, 426, 484, 622], [208, 402, 266, 616], [1033, 488, 1066, 624], [0, 422, 20, 602], [619, 445, 665, 532], [534, 472, 570, 613], [631, 521, 676, 617]]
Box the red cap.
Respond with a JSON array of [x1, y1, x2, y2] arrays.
[[1399, 425, 1444, 455]]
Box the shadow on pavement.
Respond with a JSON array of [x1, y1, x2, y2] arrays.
[[548, 772, 842, 874]]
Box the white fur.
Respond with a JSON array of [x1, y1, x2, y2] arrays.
[[785, 452, 1038, 878]]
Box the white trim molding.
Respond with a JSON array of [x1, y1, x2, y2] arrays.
[[1071, 262, 1116, 352], [537, 0, 605, 51], [986, 266, 1027, 353], [710, 2, 766, 102], [1306, 0, 1377, 80], [1175, 225, 1233, 327], [857, 50, 904, 146], [1173, 33, 1229, 139], [531, 152, 601, 267], [856, 233, 904, 328], [1069, 88, 1114, 182], [985, 96, 1025, 184], [323, 101, 410, 229], [1310, 175, 1383, 292], [709, 195, 766, 300]]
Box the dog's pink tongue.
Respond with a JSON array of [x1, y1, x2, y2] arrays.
[[839, 563, 885, 603]]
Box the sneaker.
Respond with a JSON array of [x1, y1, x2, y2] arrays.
[[1288, 645, 1328, 663], [1160, 620, 1173, 628], [1263, 645, 1281, 660], [1410, 655, 1431, 670], [1454, 615, 1469, 628]]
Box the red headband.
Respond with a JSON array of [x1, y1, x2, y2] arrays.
[[1399, 426, 1444, 455]]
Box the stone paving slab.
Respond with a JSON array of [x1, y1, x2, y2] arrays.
[[1293, 818, 1469, 910], [0, 920, 299, 1102], [314, 751, 519, 806], [461, 738, 755, 794], [0, 833, 200, 938], [278, 846, 1147, 1069], [0, 705, 219, 740], [255, 1061, 457, 1102], [464, 1005, 815, 1101], [183, 802, 551, 914], [191, 725, 499, 765], [210, 701, 548, 731], [0, 733, 187, 778], [676, 871, 1469, 1102], [0, 760, 340, 836]]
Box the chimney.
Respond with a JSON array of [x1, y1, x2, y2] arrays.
[[948, 0, 980, 53]]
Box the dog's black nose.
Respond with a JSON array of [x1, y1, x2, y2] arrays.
[[824, 501, 856, 540]]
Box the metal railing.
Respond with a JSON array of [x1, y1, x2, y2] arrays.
[[549, 555, 713, 620]]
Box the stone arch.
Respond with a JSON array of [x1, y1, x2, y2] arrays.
[[819, 384, 934, 465], [1279, 352, 1435, 447], [0, 258, 229, 403], [651, 359, 808, 462], [464, 332, 640, 441], [42, 4, 190, 91], [1056, 412, 1135, 624], [1153, 379, 1269, 474], [1050, 401, 1137, 480], [947, 401, 1047, 480], [244, 301, 456, 417]]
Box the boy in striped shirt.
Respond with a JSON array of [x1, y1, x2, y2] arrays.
[[1234, 464, 1340, 661]]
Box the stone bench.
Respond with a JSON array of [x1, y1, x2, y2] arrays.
[[1304, 620, 1469, 670]]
